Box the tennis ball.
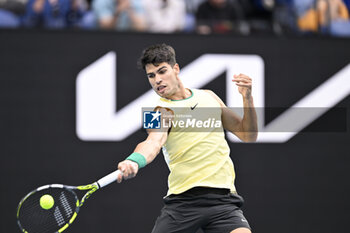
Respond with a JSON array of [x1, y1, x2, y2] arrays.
[[40, 194, 55, 210]]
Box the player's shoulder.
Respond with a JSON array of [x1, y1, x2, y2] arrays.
[[191, 88, 212, 94], [200, 89, 225, 107], [201, 89, 214, 94], [154, 96, 170, 106], [201, 89, 219, 98], [195, 89, 220, 100]]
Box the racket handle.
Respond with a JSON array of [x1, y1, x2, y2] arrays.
[[97, 170, 123, 188]]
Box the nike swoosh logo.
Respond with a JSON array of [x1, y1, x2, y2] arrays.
[[190, 103, 198, 110]]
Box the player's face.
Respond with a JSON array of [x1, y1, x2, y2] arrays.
[[146, 62, 180, 99]]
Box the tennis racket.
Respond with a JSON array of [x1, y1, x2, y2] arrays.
[[16, 170, 123, 233]]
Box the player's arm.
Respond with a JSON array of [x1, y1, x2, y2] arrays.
[[117, 130, 168, 182], [117, 108, 173, 182], [204, 74, 258, 142]]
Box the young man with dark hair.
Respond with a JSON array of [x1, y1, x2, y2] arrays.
[[117, 43, 257, 233]]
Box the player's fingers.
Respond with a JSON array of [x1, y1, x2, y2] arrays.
[[232, 80, 251, 86], [234, 81, 252, 85], [235, 83, 252, 88], [117, 163, 126, 183], [123, 165, 131, 179], [234, 81, 252, 87], [117, 172, 123, 183], [232, 78, 251, 83], [232, 77, 251, 83], [234, 79, 251, 84], [233, 74, 252, 81], [117, 160, 138, 182], [122, 162, 133, 178], [129, 162, 138, 177], [123, 161, 138, 180], [237, 73, 251, 79], [118, 163, 124, 173]]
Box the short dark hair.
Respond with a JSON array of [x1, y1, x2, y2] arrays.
[[138, 43, 176, 70]]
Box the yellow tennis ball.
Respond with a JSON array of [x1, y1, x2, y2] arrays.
[[40, 194, 54, 210]]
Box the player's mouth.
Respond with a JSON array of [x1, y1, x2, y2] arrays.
[[157, 85, 166, 94]]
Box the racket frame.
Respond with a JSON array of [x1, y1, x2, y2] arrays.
[[17, 170, 122, 233], [17, 183, 99, 233]]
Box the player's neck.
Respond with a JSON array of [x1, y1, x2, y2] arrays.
[[168, 87, 192, 101]]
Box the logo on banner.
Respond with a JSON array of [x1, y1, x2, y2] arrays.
[[143, 111, 161, 129], [76, 52, 350, 142]]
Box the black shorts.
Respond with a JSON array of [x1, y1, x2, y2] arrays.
[[151, 187, 251, 233]]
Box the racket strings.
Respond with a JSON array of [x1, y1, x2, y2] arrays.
[[18, 187, 78, 233]]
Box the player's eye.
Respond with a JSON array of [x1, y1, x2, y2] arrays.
[[147, 73, 155, 78], [158, 69, 166, 74]]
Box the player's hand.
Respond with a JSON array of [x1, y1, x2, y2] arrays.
[[117, 160, 139, 183], [232, 74, 252, 98]]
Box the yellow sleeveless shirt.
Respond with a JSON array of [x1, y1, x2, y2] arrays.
[[156, 89, 236, 196]]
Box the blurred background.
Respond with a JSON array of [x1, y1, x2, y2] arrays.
[[1, 0, 350, 233], [1, 0, 350, 37]]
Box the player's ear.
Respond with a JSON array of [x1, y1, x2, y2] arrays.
[[173, 63, 180, 75]]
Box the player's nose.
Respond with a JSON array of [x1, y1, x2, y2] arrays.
[[155, 74, 162, 84]]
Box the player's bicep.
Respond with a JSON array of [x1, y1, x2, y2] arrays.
[[221, 107, 244, 134], [204, 90, 243, 133], [145, 129, 168, 148], [134, 130, 167, 164], [137, 107, 173, 162]]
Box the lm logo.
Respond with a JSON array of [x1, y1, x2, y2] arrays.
[[76, 52, 350, 143], [143, 111, 161, 129]]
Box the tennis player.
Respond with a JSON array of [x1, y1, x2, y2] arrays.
[[117, 44, 257, 233]]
